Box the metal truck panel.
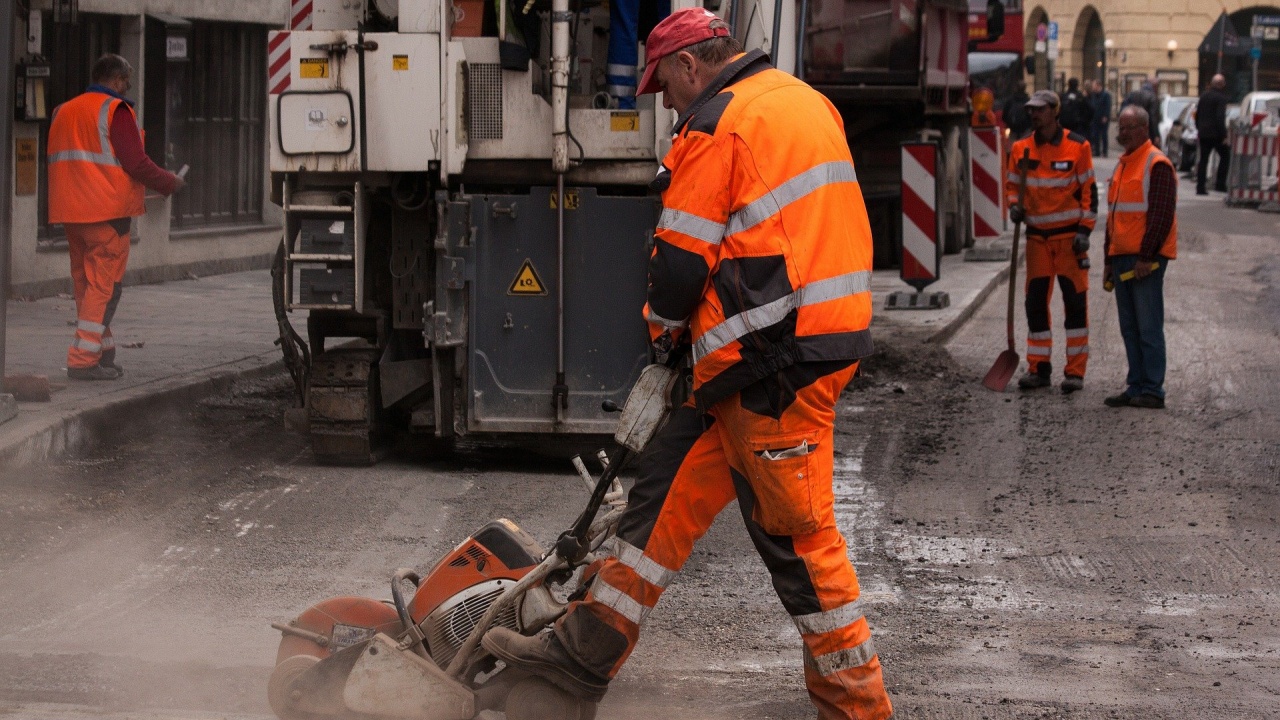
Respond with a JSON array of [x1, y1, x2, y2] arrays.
[[465, 188, 656, 434], [456, 38, 658, 163], [363, 32, 443, 170]]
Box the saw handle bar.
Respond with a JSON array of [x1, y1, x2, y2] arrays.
[[391, 569, 432, 658], [553, 341, 690, 565]]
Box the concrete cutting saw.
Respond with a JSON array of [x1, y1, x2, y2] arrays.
[[267, 362, 680, 720]]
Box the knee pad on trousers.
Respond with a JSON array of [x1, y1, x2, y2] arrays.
[[1059, 276, 1088, 328], [1025, 276, 1052, 331]]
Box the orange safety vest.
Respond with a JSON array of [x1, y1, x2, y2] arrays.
[[1005, 128, 1097, 237], [1106, 140, 1178, 259], [643, 51, 874, 411], [47, 92, 146, 224]]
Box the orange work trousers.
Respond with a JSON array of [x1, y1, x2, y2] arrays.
[[65, 221, 129, 369], [555, 364, 893, 720], [1024, 232, 1089, 378]]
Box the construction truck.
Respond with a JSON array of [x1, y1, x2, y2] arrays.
[[269, 0, 976, 464]]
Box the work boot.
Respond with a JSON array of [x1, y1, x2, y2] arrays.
[[1060, 375, 1084, 394], [1017, 369, 1051, 390], [67, 364, 121, 381], [1129, 394, 1166, 409], [99, 350, 123, 375], [482, 627, 609, 702], [1103, 392, 1133, 408]]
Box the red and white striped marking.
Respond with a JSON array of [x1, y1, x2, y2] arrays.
[[969, 127, 1003, 238], [1228, 131, 1279, 205], [291, 0, 314, 30], [901, 142, 941, 290], [269, 31, 291, 95]]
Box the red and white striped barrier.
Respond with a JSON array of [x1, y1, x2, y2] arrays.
[[969, 127, 1003, 238], [291, 0, 314, 30], [1227, 129, 1279, 206], [901, 142, 941, 291], [268, 31, 291, 95]]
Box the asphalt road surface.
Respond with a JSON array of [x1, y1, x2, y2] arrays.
[[1, 177, 1277, 719]]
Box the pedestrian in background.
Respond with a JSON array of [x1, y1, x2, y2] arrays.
[[47, 54, 185, 381], [1195, 73, 1231, 195], [1004, 81, 1032, 140], [1122, 79, 1161, 146], [1006, 90, 1098, 394], [481, 8, 893, 720], [1089, 79, 1112, 157], [1104, 106, 1176, 409], [1059, 78, 1094, 136]]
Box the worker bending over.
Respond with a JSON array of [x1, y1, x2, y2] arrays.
[[484, 8, 893, 719]]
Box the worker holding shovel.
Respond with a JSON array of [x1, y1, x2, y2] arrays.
[[1003, 90, 1099, 394]]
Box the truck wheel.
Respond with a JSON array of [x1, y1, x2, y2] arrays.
[[504, 677, 596, 720]]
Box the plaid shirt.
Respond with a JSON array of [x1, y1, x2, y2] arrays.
[[1105, 160, 1176, 261]]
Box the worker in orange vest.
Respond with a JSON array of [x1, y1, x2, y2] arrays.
[[1103, 105, 1177, 409], [47, 54, 184, 380], [1005, 90, 1098, 394], [483, 9, 892, 720]]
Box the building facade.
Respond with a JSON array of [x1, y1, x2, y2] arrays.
[[7, 1, 287, 297], [1022, 1, 1280, 101]]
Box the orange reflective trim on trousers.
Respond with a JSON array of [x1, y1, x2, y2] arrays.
[[65, 222, 130, 369], [805, 648, 892, 720]]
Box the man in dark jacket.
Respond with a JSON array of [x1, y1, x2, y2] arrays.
[[1122, 79, 1161, 146], [1195, 73, 1231, 195], [1004, 81, 1032, 139], [1060, 78, 1095, 135], [1089, 79, 1113, 156]]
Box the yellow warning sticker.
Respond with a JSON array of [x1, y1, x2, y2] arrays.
[[610, 111, 640, 132], [393, 55, 409, 71], [299, 58, 330, 79], [508, 259, 547, 295], [549, 190, 580, 210]]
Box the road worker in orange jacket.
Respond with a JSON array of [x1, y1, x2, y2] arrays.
[[483, 9, 892, 720], [47, 54, 184, 381], [1005, 90, 1098, 394]]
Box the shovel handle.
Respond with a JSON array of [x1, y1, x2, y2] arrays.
[[1007, 149, 1031, 352]]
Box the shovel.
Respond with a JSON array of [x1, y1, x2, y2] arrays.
[[982, 148, 1031, 392]]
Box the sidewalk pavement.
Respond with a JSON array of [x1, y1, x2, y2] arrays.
[[1, 242, 1017, 470], [0, 270, 282, 469]]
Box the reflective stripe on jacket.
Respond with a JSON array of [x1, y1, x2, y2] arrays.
[[644, 50, 874, 412], [47, 92, 146, 224], [1106, 140, 1178, 259], [1005, 128, 1098, 237]]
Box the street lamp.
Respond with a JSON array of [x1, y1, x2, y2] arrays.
[[1167, 39, 1178, 63]]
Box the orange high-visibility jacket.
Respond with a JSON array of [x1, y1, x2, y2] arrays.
[[1005, 128, 1097, 238], [47, 92, 146, 224], [1106, 140, 1178, 259], [643, 50, 874, 412]]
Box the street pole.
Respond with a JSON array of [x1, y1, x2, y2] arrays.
[[1, 1, 17, 424]]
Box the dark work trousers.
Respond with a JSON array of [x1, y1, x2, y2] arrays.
[[1197, 138, 1230, 193], [1111, 255, 1168, 399]]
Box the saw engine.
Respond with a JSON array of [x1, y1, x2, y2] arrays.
[[268, 519, 594, 720]]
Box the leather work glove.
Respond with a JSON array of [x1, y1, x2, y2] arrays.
[[1072, 232, 1090, 254], [1009, 203, 1025, 224]]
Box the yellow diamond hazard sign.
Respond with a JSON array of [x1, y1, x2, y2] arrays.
[[508, 259, 547, 295]]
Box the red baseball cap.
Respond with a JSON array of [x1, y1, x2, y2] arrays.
[[637, 8, 731, 96]]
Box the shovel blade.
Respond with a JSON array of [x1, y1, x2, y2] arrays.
[[982, 350, 1020, 392]]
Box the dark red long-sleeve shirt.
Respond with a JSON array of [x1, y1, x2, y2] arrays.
[[1104, 160, 1176, 261], [110, 105, 180, 196]]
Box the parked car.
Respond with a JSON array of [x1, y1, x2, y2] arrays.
[[1165, 103, 1198, 173], [1232, 91, 1280, 134], [1158, 95, 1197, 146]]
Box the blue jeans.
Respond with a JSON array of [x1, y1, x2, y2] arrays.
[[1111, 255, 1167, 398]]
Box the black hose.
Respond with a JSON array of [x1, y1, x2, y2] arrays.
[[271, 240, 310, 407], [770, 0, 783, 65]]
